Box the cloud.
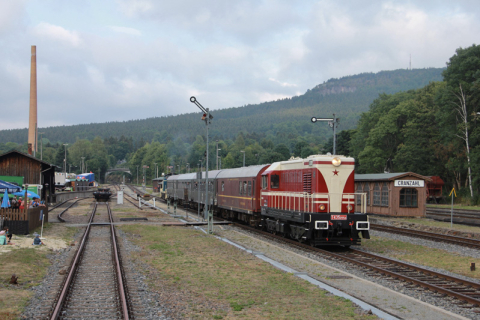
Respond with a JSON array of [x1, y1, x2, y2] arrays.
[[0, 0, 26, 35], [33, 22, 82, 47], [0, 0, 480, 131], [108, 25, 142, 36], [269, 78, 297, 87]]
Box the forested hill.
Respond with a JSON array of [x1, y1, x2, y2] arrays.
[[0, 68, 443, 145]]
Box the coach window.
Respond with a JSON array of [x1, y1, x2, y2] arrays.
[[373, 183, 381, 206], [271, 174, 279, 189], [248, 181, 252, 196], [244, 181, 247, 195], [400, 188, 418, 207], [262, 175, 268, 189], [239, 181, 243, 195], [221, 181, 224, 192], [381, 182, 389, 206]]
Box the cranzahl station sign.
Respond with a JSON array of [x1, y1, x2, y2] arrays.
[[394, 180, 425, 187]]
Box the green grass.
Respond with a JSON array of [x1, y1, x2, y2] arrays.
[[373, 217, 480, 234], [0, 248, 51, 319], [427, 204, 480, 210], [120, 224, 377, 319]]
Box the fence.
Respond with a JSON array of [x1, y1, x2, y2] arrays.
[[0, 207, 49, 234]]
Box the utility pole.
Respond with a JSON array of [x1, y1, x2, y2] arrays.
[[63, 143, 68, 175], [240, 150, 245, 167], [81, 157, 85, 173], [38, 132, 44, 160], [197, 162, 201, 219], [136, 165, 139, 185]]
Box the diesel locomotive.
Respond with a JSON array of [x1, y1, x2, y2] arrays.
[[167, 154, 370, 246]]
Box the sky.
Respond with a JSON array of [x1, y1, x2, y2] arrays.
[[0, 0, 479, 130]]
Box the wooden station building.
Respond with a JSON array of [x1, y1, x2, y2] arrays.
[[354, 172, 431, 217], [0, 150, 56, 200]]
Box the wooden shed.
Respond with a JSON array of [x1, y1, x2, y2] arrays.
[[0, 150, 56, 201], [355, 172, 431, 217]]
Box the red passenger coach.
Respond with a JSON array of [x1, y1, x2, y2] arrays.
[[216, 165, 270, 225], [260, 155, 370, 246]]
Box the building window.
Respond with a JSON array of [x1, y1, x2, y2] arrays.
[[400, 188, 418, 207], [373, 183, 381, 206], [381, 182, 389, 206], [364, 183, 370, 205], [271, 174, 279, 189]]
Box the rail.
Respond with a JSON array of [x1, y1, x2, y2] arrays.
[[234, 222, 480, 307], [49, 202, 130, 319]]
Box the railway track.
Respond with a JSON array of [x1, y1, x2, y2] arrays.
[[56, 198, 88, 222], [426, 208, 480, 222], [234, 223, 480, 309], [371, 224, 480, 249], [49, 202, 131, 319]]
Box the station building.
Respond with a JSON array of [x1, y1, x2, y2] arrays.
[[354, 172, 431, 217], [0, 150, 56, 201]]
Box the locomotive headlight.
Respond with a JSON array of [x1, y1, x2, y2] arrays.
[[332, 157, 342, 167], [319, 204, 325, 211], [347, 204, 353, 211]]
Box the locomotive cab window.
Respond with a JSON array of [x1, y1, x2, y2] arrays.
[[271, 174, 279, 189], [262, 175, 267, 189]]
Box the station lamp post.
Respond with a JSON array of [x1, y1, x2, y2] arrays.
[[311, 114, 339, 154], [63, 144, 68, 175], [190, 96, 213, 233], [136, 165, 139, 185], [240, 150, 245, 167], [197, 162, 201, 218], [38, 132, 45, 160], [216, 148, 221, 170]]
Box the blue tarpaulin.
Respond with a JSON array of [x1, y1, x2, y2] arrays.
[[77, 173, 95, 182], [13, 190, 41, 199], [0, 180, 22, 194]]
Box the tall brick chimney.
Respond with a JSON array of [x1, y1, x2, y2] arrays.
[[28, 45, 37, 155]]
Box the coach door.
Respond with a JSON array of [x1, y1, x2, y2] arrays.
[[184, 182, 189, 202]]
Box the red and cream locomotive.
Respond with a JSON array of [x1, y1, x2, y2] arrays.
[[166, 154, 370, 246], [260, 154, 370, 246]]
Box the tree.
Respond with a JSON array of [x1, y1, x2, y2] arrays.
[[451, 85, 474, 197], [274, 144, 290, 161]]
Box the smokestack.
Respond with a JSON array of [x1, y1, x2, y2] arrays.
[[28, 45, 37, 155]]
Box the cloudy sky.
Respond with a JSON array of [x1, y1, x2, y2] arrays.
[[0, 0, 479, 130]]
